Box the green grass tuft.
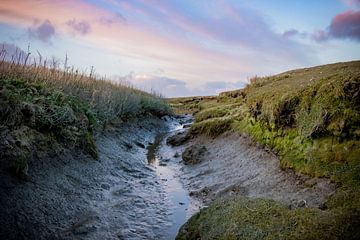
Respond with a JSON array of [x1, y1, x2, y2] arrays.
[[189, 118, 234, 138], [195, 108, 228, 122]]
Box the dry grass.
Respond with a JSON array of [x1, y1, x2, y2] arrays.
[[0, 45, 171, 163], [0, 46, 171, 122]]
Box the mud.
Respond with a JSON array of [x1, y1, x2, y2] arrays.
[[182, 144, 207, 165], [0, 117, 192, 240], [174, 131, 336, 208]]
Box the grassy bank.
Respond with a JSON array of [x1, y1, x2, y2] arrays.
[[0, 58, 171, 175], [172, 61, 360, 239]]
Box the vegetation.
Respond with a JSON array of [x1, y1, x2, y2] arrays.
[[177, 197, 337, 240], [172, 61, 360, 239], [188, 118, 233, 138], [168, 96, 217, 115], [0, 48, 171, 175], [0, 78, 98, 157], [0, 51, 171, 122]]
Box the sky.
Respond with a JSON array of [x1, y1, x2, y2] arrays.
[[0, 0, 359, 97]]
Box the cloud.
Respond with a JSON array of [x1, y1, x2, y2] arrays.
[[200, 81, 246, 95], [282, 29, 299, 38], [66, 18, 91, 35], [311, 30, 329, 42], [116, 73, 246, 97], [282, 29, 307, 39], [342, 0, 360, 7], [99, 13, 126, 26], [122, 0, 314, 65], [0, 0, 318, 81], [329, 10, 360, 41], [312, 10, 360, 42], [118, 73, 188, 97], [28, 20, 55, 43]]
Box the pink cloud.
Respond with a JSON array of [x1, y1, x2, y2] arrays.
[[311, 9, 360, 42], [342, 0, 360, 7], [329, 10, 360, 41]]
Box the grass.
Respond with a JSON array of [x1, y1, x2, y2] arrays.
[[174, 61, 360, 239], [188, 117, 234, 138], [168, 96, 217, 115], [0, 56, 171, 122], [0, 47, 172, 174], [177, 197, 338, 240], [0, 78, 98, 156]]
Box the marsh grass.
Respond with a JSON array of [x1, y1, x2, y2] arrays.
[[0, 46, 171, 122], [0, 46, 171, 164]]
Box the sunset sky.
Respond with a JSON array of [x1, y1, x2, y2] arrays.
[[0, 0, 359, 97]]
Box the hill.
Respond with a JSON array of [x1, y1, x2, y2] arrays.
[[171, 61, 360, 239]]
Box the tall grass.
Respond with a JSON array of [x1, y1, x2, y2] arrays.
[[0, 45, 171, 123]]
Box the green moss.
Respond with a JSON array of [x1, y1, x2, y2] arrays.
[[189, 118, 234, 138], [195, 108, 228, 122], [177, 197, 337, 240]]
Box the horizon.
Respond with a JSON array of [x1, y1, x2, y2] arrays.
[[0, 0, 359, 97]]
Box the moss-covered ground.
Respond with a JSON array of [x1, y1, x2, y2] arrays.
[[171, 61, 360, 239]]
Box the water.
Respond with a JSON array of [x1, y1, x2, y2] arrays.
[[147, 116, 198, 239]]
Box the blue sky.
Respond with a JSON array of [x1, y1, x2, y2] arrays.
[[0, 0, 359, 97]]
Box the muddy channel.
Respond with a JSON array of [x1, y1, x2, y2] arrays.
[[0, 114, 335, 240], [146, 115, 202, 239], [0, 115, 201, 240]]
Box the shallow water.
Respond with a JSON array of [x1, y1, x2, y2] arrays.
[[147, 116, 200, 239]]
